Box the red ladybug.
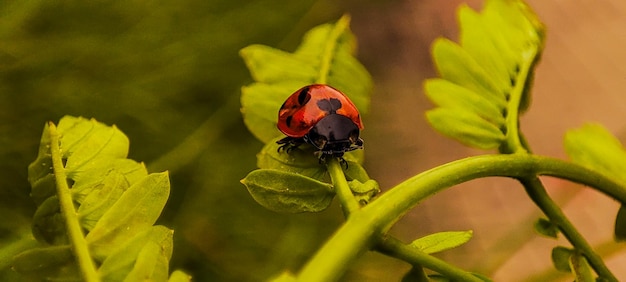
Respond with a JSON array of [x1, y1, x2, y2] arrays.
[[277, 84, 364, 159]]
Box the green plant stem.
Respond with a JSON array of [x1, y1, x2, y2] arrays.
[[326, 158, 479, 280], [377, 236, 483, 282], [519, 176, 617, 282], [295, 154, 626, 281], [48, 122, 100, 282], [327, 158, 360, 216], [503, 48, 538, 154]]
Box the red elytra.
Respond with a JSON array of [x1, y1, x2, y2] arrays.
[[277, 84, 363, 137], [276, 84, 364, 158]]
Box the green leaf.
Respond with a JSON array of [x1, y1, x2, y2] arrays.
[[76, 160, 148, 231], [424, 78, 506, 125], [564, 123, 626, 185], [343, 160, 371, 183], [615, 205, 626, 241], [425, 0, 544, 151], [551, 246, 574, 272], [564, 124, 626, 242], [241, 169, 335, 213], [569, 252, 595, 282], [56, 116, 130, 180], [240, 14, 372, 143], [28, 116, 131, 206], [12, 245, 79, 281], [348, 179, 380, 205], [410, 230, 473, 255], [426, 108, 505, 149], [168, 270, 192, 282], [534, 218, 559, 239], [98, 226, 173, 282], [256, 136, 364, 181], [86, 172, 170, 259], [31, 196, 66, 244], [257, 137, 328, 180], [432, 38, 504, 102]]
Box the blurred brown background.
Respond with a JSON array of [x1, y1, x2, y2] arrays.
[[1, 0, 624, 281]]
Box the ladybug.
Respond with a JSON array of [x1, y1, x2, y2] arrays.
[[276, 84, 364, 160]]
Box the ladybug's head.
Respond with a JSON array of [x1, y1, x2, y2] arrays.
[[304, 113, 363, 157]]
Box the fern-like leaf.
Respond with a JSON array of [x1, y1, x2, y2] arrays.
[[425, 0, 544, 152], [17, 116, 189, 281]]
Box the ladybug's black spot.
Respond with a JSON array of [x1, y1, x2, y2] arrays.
[[298, 86, 311, 105], [285, 116, 293, 128], [316, 98, 342, 114]]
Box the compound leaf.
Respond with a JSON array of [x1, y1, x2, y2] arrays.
[[425, 0, 544, 151], [20, 116, 187, 282]]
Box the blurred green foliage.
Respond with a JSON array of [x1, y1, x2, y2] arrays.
[[0, 0, 353, 280]]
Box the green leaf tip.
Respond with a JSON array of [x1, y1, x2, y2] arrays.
[[425, 0, 544, 151], [240, 14, 372, 143], [20, 115, 183, 282]]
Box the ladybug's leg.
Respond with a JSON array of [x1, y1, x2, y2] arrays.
[[277, 136, 304, 153], [338, 157, 349, 169], [318, 153, 349, 169]]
